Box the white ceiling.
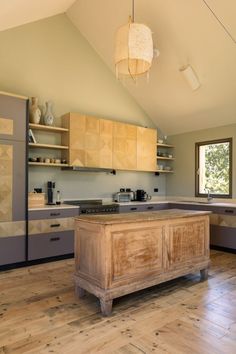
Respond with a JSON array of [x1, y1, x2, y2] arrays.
[[1, 0, 236, 135]]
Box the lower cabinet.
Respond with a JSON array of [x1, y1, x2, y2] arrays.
[[28, 231, 74, 260], [0, 236, 25, 266], [28, 207, 78, 261], [119, 203, 168, 213]]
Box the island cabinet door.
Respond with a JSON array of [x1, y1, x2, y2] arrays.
[[166, 216, 210, 270], [108, 222, 166, 288]]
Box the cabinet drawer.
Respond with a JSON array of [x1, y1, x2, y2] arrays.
[[119, 205, 145, 213], [0, 236, 26, 266], [28, 208, 79, 220], [28, 231, 74, 260], [29, 217, 75, 235]]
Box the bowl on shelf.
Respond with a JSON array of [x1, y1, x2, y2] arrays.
[[164, 166, 172, 171], [158, 139, 163, 144]]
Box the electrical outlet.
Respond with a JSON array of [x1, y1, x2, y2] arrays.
[[154, 188, 158, 192]]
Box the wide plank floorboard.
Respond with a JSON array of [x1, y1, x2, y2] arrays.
[[0, 250, 235, 353]]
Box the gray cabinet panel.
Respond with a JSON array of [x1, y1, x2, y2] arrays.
[[28, 231, 74, 260], [0, 236, 25, 266], [0, 94, 27, 142], [28, 208, 79, 220], [119, 203, 169, 213], [210, 225, 236, 249]]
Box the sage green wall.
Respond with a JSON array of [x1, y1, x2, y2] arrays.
[[167, 123, 236, 198], [0, 14, 165, 199]]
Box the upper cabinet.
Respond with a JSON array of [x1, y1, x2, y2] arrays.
[[62, 113, 113, 168], [137, 127, 157, 171], [0, 93, 27, 142], [113, 122, 137, 170], [62, 113, 157, 172]]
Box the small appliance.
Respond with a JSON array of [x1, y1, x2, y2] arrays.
[[47, 181, 55, 205], [136, 189, 151, 202], [113, 188, 135, 203]]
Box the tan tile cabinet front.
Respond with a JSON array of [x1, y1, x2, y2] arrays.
[[28, 207, 79, 260], [137, 127, 157, 171], [62, 113, 157, 172], [62, 113, 113, 168]]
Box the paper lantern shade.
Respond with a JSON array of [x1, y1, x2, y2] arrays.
[[115, 22, 153, 77]]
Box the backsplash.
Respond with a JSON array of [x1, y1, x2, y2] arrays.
[[29, 168, 166, 200]]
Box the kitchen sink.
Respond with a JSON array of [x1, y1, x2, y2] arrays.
[[178, 200, 213, 204]]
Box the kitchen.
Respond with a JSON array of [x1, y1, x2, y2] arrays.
[[0, 1, 236, 353]]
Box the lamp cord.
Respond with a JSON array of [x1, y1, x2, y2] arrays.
[[132, 0, 135, 22], [202, 0, 236, 44]]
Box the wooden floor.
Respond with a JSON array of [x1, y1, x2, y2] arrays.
[[0, 251, 236, 354]]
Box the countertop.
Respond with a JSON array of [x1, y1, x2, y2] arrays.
[[29, 203, 79, 211], [118, 200, 236, 208], [75, 209, 211, 225]]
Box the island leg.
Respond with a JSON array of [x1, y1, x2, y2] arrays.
[[200, 268, 208, 281], [100, 298, 113, 316], [75, 285, 85, 298]]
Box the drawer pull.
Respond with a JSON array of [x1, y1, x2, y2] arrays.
[[224, 209, 234, 214], [130, 207, 137, 211], [50, 223, 61, 228], [50, 212, 60, 216], [147, 206, 154, 210], [50, 237, 60, 242]]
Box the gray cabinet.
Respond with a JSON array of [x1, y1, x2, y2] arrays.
[[119, 203, 169, 213], [0, 93, 28, 267], [169, 202, 236, 250], [28, 207, 79, 261]]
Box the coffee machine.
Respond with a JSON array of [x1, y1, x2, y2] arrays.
[[47, 181, 55, 205], [136, 189, 151, 202]]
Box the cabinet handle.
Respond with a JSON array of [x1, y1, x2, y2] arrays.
[[50, 212, 60, 216], [50, 237, 60, 242], [50, 223, 61, 228], [224, 209, 234, 214], [147, 206, 154, 210], [130, 207, 137, 211]]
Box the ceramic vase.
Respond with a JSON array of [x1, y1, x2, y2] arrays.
[[29, 97, 41, 124], [44, 101, 54, 126]]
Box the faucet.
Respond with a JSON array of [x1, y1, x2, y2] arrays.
[[207, 190, 213, 203]]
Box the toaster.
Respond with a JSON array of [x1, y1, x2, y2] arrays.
[[113, 192, 134, 203]]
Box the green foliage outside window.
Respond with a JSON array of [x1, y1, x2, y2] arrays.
[[204, 142, 230, 195]]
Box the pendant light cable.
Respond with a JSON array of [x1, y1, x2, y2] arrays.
[[132, 0, 135, 22], [202, 0, 236, 44]]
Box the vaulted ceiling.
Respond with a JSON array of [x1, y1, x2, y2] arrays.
[[1, 0, 236, 135]]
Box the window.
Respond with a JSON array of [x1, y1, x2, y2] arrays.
[[195, 138, 232, 198]]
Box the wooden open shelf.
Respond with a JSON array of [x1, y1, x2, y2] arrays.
[[28, 162, 69, 167], [29, 143, 69, 150], [157, 143, 174, 148], [157, 156, 175, 161], [29, 123, 68, 132], [156, 169, 174, 173]]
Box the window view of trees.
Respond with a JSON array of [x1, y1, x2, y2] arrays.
[[196, 139, 232, 197]]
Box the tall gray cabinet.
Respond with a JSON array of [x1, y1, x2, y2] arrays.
[[0, 92, 28, 266]]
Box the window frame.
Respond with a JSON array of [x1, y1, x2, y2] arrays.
[[195, 137, 232, 198]]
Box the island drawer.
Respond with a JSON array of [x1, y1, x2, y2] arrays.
[[28, 231, 74, 260], [28, 208, 79, 220]]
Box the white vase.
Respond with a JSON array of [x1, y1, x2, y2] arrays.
[[44, 101, 54, 126], [29, 97, 41, 124]]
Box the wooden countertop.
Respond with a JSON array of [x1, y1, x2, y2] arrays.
[[75, 209, 211, 225]]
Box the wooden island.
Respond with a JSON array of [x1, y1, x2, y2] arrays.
[[74, 209, 211, 315]]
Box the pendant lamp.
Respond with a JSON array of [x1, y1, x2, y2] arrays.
[[115, 0, 154, 81]]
